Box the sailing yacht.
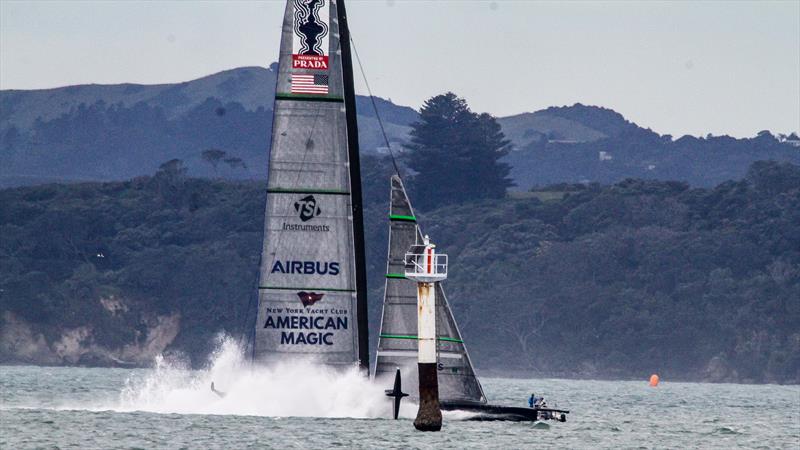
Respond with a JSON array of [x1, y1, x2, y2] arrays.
[[374, 176, 487, 404], [374, 177, 568, 422], [251, 0, 568, 422], [253, 0, 369, 370]]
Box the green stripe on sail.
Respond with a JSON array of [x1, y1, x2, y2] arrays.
[[275, 93, 344, 103], [259, 286, 356, 292], [267, 188, 350, 195], [385, 273, 407, 279], [379, 334, 464, 343], [389, 214, 416, 222]]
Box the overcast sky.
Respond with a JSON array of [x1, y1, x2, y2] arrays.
[[1, 0, 798, 137]]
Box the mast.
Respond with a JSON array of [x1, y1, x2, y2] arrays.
[[336, 0, 369, 373]]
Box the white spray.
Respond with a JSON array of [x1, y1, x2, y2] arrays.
[[113, 335, 421, 419]]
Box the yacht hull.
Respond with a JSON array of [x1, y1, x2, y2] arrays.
[[441, 401, 569, 422]]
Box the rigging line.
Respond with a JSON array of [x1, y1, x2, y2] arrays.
[[349, 34, 403, 180]]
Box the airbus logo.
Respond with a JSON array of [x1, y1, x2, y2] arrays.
[[271, 260, 340, 276]]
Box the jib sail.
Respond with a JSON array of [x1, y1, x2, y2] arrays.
[[254, 0, 368, 370], [374, 176, 487, 404]]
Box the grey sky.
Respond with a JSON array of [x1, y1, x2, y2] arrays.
[[1, 0, 798, 137]]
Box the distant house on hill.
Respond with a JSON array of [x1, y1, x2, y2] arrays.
[[778, 134, 800, 148]]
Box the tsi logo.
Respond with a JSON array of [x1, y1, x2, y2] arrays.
[[294, 195, 321, 222]]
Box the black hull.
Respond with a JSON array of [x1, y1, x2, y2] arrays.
[[440, 401, 569, 422]]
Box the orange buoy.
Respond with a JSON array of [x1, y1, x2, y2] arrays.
[[649, 374, 660, 387]]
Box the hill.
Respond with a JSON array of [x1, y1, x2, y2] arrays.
[[3, 66, 798, 189], [1, 160, 798, 383], [496, 103, 637, 148], [0, 66, 415, 186], [1, 67, 276, 131]]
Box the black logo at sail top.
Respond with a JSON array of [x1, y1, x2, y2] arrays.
[[297, 291, 324, 307], [294, 195, 321, 222], [293, 0, 328, 56]]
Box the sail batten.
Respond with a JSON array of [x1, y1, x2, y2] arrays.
[[254, 0, 367, 370], [374, 176, 487, 404]]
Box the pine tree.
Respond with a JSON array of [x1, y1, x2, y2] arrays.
[[405, 92, 513, 209], [201, 148, 227, 174]]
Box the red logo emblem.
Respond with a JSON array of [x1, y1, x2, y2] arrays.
[[297, 291, 324, 307]]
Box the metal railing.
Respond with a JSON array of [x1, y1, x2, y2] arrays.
[[404, 251, 448, 279]]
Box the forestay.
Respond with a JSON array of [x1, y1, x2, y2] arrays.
[[254, 0, 369, 370], [374, 176, 487, 404]]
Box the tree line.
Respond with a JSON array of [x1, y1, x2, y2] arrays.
[[0, 92, 797, 383], [1, 158, 797, 382]]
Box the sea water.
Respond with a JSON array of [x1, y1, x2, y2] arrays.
[[1, 339, 798, 449]]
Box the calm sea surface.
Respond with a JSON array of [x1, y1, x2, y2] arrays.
[[1, 362, 798, 449]]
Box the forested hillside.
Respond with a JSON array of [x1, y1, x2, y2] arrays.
[[3, 67, 798, 189], [0, 66, 415, 186], [2, 160, 798, 383], [506, 121, 800, 188]]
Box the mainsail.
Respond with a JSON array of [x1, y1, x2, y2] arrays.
[[374, 176, 487, 404], [254, 0, 369, 370]]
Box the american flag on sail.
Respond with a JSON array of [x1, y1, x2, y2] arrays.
[[291, 74, 329, 94]]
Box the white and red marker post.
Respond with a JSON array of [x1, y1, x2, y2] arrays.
[[404, 235, 448, 431]]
